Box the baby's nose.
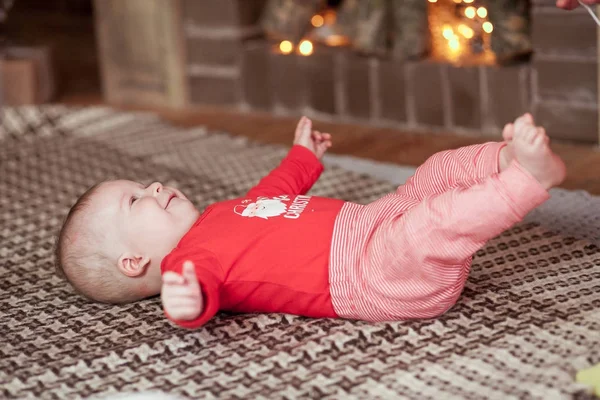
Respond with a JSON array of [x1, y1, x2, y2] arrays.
[[149, 182, 163, 195]]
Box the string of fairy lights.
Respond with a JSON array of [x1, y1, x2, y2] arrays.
[[428, 0, 495, 64], [274, 0, 496, 65]]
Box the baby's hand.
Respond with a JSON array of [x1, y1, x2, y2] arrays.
[[293, 116, 332, 160], [161, 261, 204, 321]]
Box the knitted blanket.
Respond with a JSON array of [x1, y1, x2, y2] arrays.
[[1, 106, 599, 399]]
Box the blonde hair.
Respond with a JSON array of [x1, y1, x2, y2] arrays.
[[54, 183, 142, 304]]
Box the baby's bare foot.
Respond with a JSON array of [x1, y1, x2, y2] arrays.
[[512, 114, 566, 190], [499, 114, 535, 171]]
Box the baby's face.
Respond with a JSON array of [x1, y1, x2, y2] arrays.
[[91, 180, 200, 267]]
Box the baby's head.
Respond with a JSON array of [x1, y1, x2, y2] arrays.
[[55, 180, 200, 304]]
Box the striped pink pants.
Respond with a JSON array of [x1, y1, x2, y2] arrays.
[[329, 142, 550, 321]]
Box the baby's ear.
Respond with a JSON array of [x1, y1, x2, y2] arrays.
[[117, 253, 151, 277]]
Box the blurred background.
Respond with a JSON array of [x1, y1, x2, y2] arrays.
[[1, 0, 599, 188]]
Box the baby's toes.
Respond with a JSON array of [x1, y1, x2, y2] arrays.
[[533, 127, 549, 147], [513, 122, 530, 142], [538, 126, 549, 141], [514, 113, 528, 129], [502, 123, 514, 141], [514, 113, 534, 134], [525, 125, 540, 143], [519, 113, 534, 125]]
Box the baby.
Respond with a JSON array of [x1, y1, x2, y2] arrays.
[[55, 113, 566, 329]]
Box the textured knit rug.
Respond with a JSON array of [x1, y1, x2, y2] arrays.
[[1, 106, 599, 400]]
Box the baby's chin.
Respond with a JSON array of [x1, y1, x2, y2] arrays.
[[176, 202, 201, 229]]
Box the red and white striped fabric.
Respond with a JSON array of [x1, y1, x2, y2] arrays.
[[328, 142, 550, 321]]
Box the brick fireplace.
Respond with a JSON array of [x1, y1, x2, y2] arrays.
[[108, 0, 600, 143]]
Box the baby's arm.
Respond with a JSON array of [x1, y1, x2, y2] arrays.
[[161, 256, 223, 329], [162, 261, 204, 321], [246, 117, 332, 198]]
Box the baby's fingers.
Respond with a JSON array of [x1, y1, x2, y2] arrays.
[[319, 141, 332, 151], [182, 261, 199, 290], [294, 116, 312, 141], [313, 131, 332, 143], [162, 284, 201, 298], [162, 271, 185, 285], [164, 297, 201, 309]]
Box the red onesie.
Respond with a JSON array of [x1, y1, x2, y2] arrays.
[[161, 145, 342, 329]]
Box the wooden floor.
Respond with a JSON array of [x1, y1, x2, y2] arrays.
[[62, 94, 600, 195]]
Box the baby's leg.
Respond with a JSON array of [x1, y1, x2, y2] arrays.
[[397, 124, 516, 200], [354, 121, 565, 321]]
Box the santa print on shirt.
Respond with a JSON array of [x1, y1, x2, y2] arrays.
[[233, 195, 312, 220]]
